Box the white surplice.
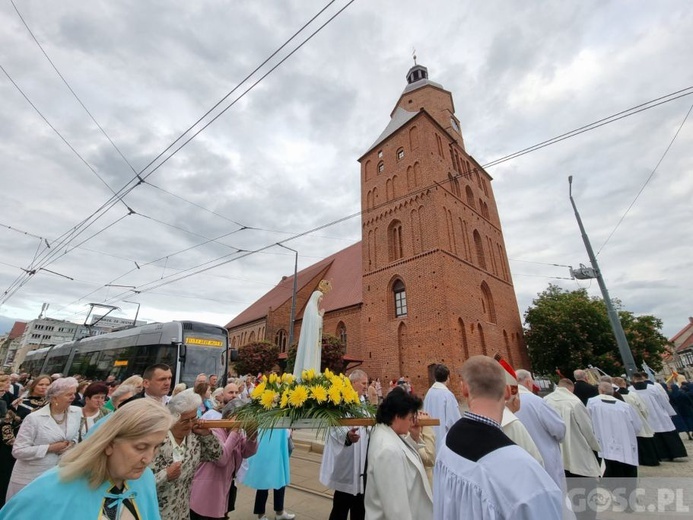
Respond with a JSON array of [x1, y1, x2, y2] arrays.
[[587, 395, 642, 466], [434, 419, 562, 520], [423, 382, 461, 454], [629, 384, 675, 433], [501, 407, 544, 466], [543, 387, 601, 477], [320, 424, 369, 495], [621, 390, 654, 437], [516, 386, 566, 492]]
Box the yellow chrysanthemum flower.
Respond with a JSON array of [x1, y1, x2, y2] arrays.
[[260, 390, 278, 410], [261, 374, 268, 383], [268, 373, 279, 385], [310, 385, 328, 403], [328, 385, 342, 405], [280, 390, 290, 409], [251, 382, 266, 400], [281, 373, 294, 384], [301, 368, 316, 382], [289, 385, 309, 407], [329, 376, 344, 389], [324, 368, 334, 378]]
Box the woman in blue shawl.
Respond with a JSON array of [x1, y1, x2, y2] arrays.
[[0, 398, 173, 519]]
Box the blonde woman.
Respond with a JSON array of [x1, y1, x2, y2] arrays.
[[7, 377, 81, 499], [0, 398, 172, 519]]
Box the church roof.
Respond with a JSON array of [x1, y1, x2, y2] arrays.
[[225, 241, 363, 329], [362, 107, 420, 157]]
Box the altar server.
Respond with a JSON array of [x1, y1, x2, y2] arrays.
[[422, 364, 460, 454], [434, 356, 562, 520], [614, 377, 659, 466], [587, 383, 641, 478]]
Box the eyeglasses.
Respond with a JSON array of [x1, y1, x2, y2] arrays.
[[178, 416, 197, 425]]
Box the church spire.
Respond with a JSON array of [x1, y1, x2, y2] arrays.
[[406, 63, 428, 84]]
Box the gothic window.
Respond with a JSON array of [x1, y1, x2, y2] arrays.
[[248, 331, 256, 343], [275, 329, 287, 352], [336, 322, 347, 347], [466, 186, 475, 209], [397, 148, 405, 161], [481, 282, 496, 323], [364, 160, 372, 182], [393, 279, 408, 317], [409, 126, 419, 150], [473, 230, 486, 269], [388, 220, 404, 262], [448, 173, 461, 197], [378, 161, 384, 174]]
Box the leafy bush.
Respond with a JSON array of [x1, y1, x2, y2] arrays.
[[233, 341, 279, 375]]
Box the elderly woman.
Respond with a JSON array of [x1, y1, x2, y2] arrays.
[[151, 389, 223, 520], [0, 398, 172, 519], [190, 399, 259, 520], [364, 386, 433, 520], [6, 377, 82, 499], [78, 382, 110, 442]]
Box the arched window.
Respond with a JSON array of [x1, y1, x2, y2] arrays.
[[336, 322, 347, 347], [481, 282, 496, 323], [473, 230, 486, 269], [364, 160, 372, 182], [275, 329, 287, 352], [409, 126, 419, 149], [377, 161, 385, 174], [478, 323, 488, 355], [466, 186, 475, 209], [393, 279, 408, 317], [248, 331, 256, 343], [396, 147, 405, 161], [386, 179, 393, 201], [458, 318, 469, 359], [388, 220, 404, 262]]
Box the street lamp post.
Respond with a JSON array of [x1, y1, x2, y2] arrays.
[[568, 176, 638, 378], [277, 243, 298, 351]]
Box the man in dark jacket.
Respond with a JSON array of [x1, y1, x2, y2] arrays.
[[573, 369, 598, 406]]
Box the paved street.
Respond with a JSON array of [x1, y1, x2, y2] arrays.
[[228, 433, 693, 520]]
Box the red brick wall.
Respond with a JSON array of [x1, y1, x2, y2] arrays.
[[358, 82, 527, 395]]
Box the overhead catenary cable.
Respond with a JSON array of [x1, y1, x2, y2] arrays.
[[0, 0, 355, 307], [597, 102, 693, 255]]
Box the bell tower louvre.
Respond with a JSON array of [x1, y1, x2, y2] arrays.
[[226, 64, 529, 391], [358, 64, 528, 388]]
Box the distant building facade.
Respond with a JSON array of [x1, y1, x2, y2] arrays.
[[227, 65, 528, 390], [662, 316, 693, 380]]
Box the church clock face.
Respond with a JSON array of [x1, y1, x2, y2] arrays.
[[451, 117, 460, 133]]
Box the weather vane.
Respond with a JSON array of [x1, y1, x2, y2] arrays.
[[412, 47, 417, 65]]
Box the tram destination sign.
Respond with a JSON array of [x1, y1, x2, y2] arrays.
[[186, 337, 224, 347]]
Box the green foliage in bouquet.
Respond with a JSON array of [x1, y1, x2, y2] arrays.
[[234, 368, 373, 430]]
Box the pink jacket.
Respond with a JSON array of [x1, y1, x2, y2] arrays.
[[189, 428, 258, 517]]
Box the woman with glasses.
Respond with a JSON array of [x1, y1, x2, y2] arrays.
[[151, 389, 222, 520], [364, 386, 432, 520]]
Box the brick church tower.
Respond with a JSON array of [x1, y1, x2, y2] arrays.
[[358, 64, 528, 390]]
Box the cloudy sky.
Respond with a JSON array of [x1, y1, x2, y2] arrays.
[[1, 1, 691, 339]]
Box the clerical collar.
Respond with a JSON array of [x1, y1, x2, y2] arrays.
[[463, 411, 501, 430]]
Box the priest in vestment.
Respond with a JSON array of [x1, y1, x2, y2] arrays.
[[422, 364, 460, 454], [434, 356, 562, 520], [614, 376, 659, 466], [515, 370, 567, 495]]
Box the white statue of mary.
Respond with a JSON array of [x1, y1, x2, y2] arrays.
[[293, 280, 332, 379]]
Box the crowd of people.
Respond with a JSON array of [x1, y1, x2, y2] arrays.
[[1, 358, 692, 519]]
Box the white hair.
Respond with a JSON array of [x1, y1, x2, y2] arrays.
[[47, 376, 78, 399], [167, 388, 202, 417], [349, 369, 368, 383], [515, 369, 532, 384]]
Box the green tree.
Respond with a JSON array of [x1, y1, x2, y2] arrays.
[[286, 334, 347, 374], [233, 341, 279, 375], [524, 284, 669, 377]]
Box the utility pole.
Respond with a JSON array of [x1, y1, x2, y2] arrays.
[[568, 176, 637, 378]]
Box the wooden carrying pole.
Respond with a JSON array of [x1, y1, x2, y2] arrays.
[[199, 417, 440, 429]]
